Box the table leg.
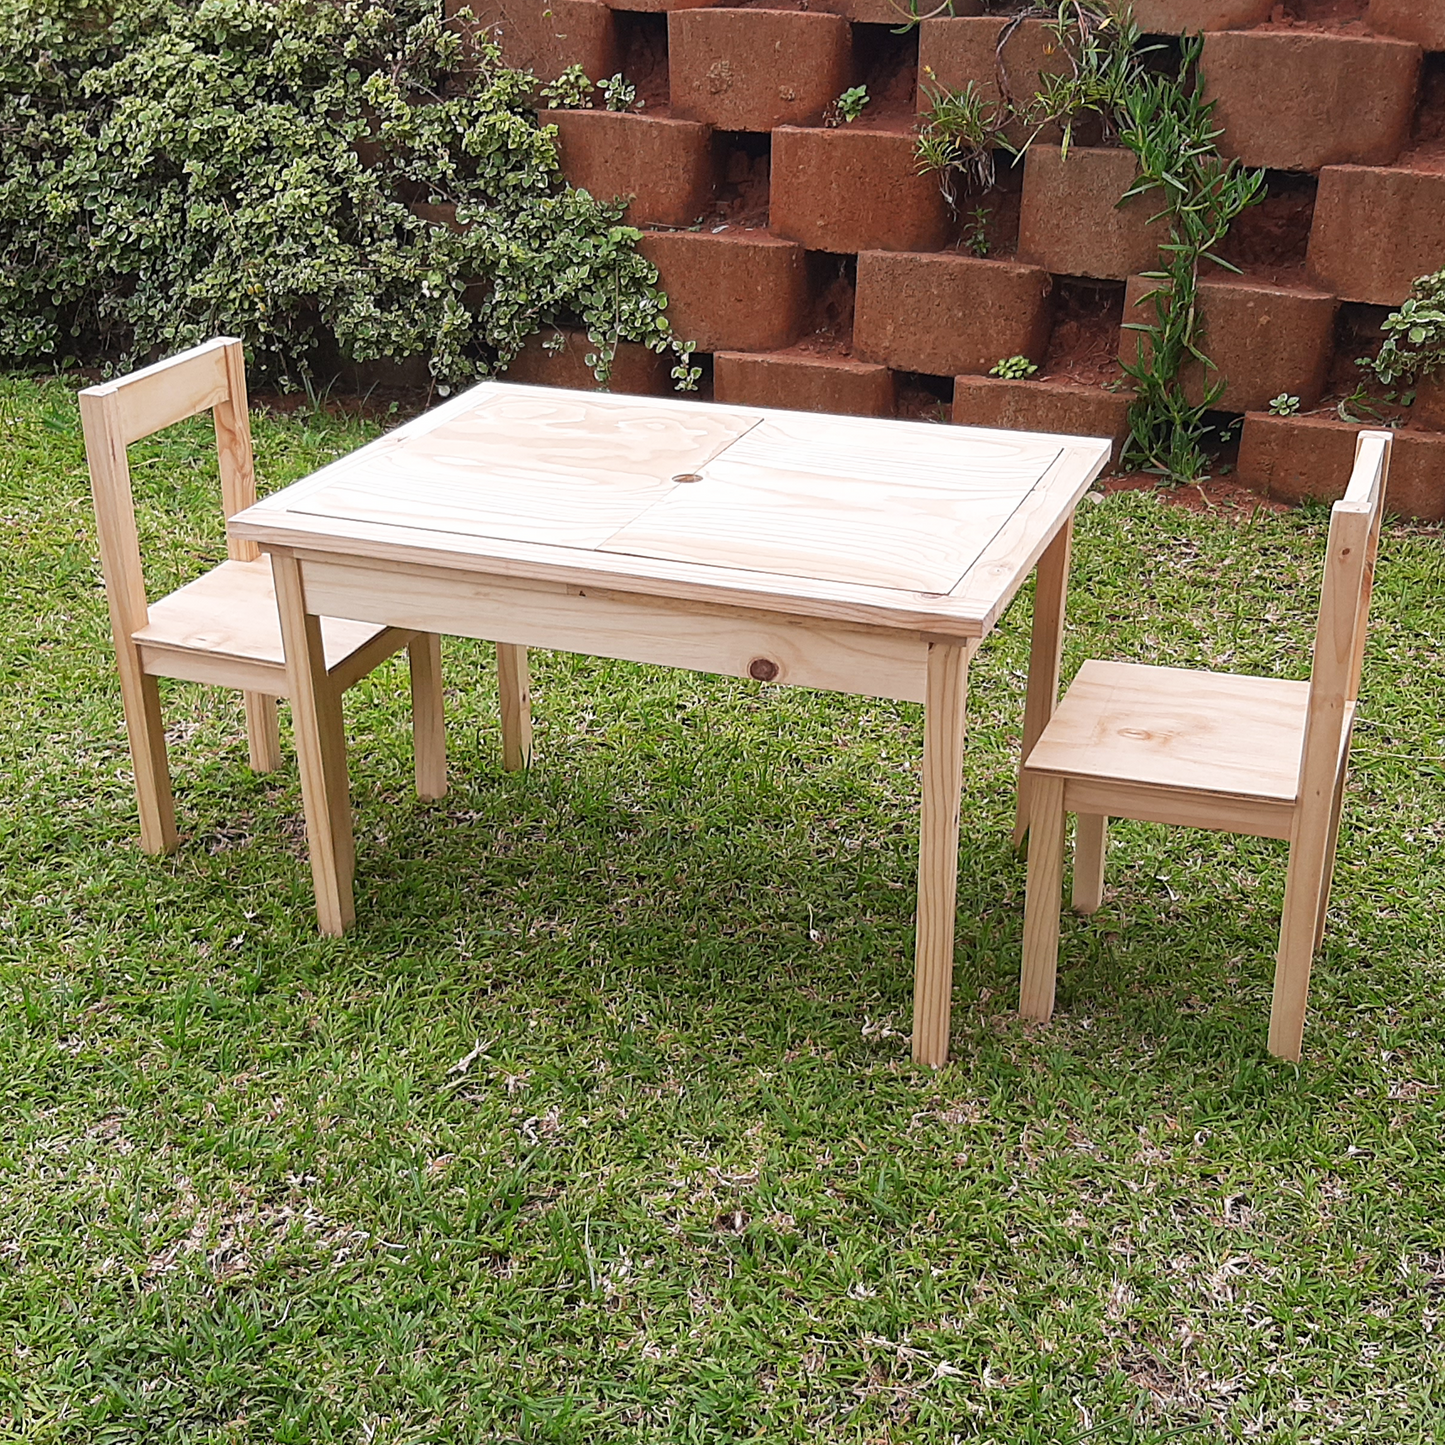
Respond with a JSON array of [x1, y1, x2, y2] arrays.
[[1014, 516, 1074, 849], [913, 639, 971, 1069], [272, 551, 355, 935], [497, 642, 533, 771]]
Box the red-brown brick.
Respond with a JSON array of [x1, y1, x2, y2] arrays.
[[1120, 275, 1338, 413], [1237, 413, 1445, 521], [854, 252, 1053, 378], [604, 0, 717, 11], [1367, 0, 1445, 49], [503, 329, 673, 396], [1018, 146, 1167, 282], [638, 231, 808, 353], [669, 9, 851, 131], [542, 110, 714, 228], [448, 0, 616, 82], [952, 376, 1132, 464], [825, 0, 981, 17], [1129, 0, 1271, 29], [1202, 32, 1420, 173], [714, 351, 896, 417], [1306, 166, 1445, 307], [771, 127, 951, 255], [917, 18, 1074, 147]]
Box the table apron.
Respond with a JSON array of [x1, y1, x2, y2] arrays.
[[295, 553, 931, 703]]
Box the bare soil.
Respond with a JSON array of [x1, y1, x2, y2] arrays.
[[615, 12, 669, 114], [1253, 0, 1372, 30], [851, 24, 918, 122], [1210, 172, 1316, 283], [1040, 280, 1126, 387], [706, 132, 771, 229], [1103, 472, 1292, 514], [791, 254, 858, 357], [1397, 54, 1445, 173]]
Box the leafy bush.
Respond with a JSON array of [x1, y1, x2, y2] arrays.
[[0, 0, 691, 388]]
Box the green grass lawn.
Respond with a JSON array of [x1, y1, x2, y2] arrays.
[[1, 372, 1443, 1444]]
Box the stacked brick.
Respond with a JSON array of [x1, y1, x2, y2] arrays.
[[453, 0, 1445, 518]]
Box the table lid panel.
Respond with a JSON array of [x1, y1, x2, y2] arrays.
[[289, 390, 761, 550], [597, 416, 1062, 591]]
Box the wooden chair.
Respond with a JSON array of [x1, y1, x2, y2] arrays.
[[1018, 430, 1391, 1060], [79, 337, 447, 857]]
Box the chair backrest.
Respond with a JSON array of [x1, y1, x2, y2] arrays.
[[1296, 429, 1392, 804], [78, 338, 257, 643]]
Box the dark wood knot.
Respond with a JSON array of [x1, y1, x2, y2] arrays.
[[749, 657, 780, 682]]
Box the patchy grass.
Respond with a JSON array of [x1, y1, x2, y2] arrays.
[[1, 372, 1443, 1444]]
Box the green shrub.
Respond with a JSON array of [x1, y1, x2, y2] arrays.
[[0, 0, 692, 389], [1366, 268, 1445, 388]]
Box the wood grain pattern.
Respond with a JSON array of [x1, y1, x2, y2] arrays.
[[408, 632, 448, 800], [1019, 773, 1066, 1021], [1072, 812, 1107, 914], [598, 415, 1060, 591], [296, 555, 932, 703], [497, 643, 533, 771], [231, 382, 1111, 637], [1025, 660, 1313, 803], [1270, 431, 1390, 1060], [1014, 516, 1072, 845], [243, 693, 281, 772], [102, 338, 232, 448], [272, 551, 355, 935], [78, 384, 178, 853], [296, 390, 760, 549], [134, 557, 394, 673], [913, 640, 972, 1068]]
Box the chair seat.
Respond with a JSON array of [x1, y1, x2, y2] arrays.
[[1025, 659, 1310, 805], [133, 556, 397, 686]]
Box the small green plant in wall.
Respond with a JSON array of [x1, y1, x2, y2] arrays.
[[598, 73, 640, 112], [827, 85, 870, 126], [1364, 267, 1445, 388], [1268, 394, 1301, 416], [990, 355, 1038, 380], [541, 63, 595, 109]]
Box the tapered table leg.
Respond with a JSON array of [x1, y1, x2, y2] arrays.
[[913, 640, 972, 1068], [271, 551, 355, 935], [497, 642, 533, 771], [1015, 516, 1074, 849]]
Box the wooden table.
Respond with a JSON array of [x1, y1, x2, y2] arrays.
[[230, 383, 1110, 1066]]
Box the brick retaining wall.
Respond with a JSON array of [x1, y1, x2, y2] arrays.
[[456, 0, 1445, 518]]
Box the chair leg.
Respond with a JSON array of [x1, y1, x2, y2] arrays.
[[1312, 759, 1349, 954], [121, 665, 178, 855], [1269, 829, 1332, 1063], [1072, 813, 1108, 915], [497, 643, 532, 771], [243, 692, 282, 773], [407, 633, 447, 800], [1019, 774, 1067, 1022]]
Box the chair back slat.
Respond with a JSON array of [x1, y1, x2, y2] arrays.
[[78, 338, 259, 628], [214, 341, 260, 562], [92, 339, 232, 448], [1295, 430, 1391, 804]]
